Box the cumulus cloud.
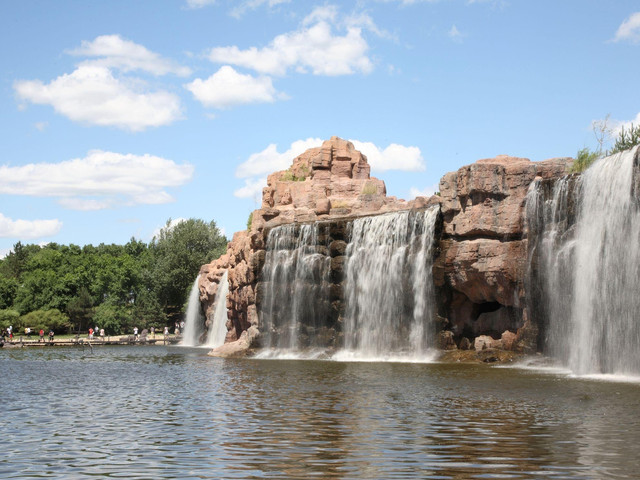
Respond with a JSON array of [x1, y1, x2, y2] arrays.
[[14, 65, 182, 131], [0, 213, 62, 239], [234, 177, 269, 199], [0, 150, 194, 210], [185, 65, 285, 108], [350, 141, 425, 172], [409, 184, 438, 199], [68, 34, 192, 76], [612, 12, 640, 44], [235, 138, 322, 178], [230, 0, 291, 18], [185, 0, 216, 8], [208, 6, 374, 76]]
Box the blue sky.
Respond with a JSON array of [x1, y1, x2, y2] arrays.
[[1, 0, 639, 256]]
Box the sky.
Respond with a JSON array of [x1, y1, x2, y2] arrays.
[[1, 0, 639, 257]]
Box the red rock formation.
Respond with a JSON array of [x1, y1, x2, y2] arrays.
[[434, 154, 570, 351], [199, 138, 571, 357]]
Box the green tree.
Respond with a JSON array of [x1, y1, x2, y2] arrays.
[[66, 287, 94, 333], [19, 309, 70, 333], [149, 218, 227, 315], [93, 303, 132, 335], [0, 309, 20, 330], [609, 123, 640, 155]]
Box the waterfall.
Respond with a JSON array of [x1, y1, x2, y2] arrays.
[[259, 223, 331, 354], [182, 275, 204, 347], [206, 270, 229, 348], [257, 208, 439, 361], [340, 208, 439, 360], [527, 147, 640, 376]]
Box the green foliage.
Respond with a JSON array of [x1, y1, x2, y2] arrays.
[[246, 211, 253, 231], [93, 303, 132, 335], [609, 123, 640, 155], [0, 276, 18, 309], [361, 182, 378, 195], [149, 218, 227, 311], [281, 167, 307, 182], [0, 309, 20, 329], [570, 147, 600, 174], [19, 309, 70, 333], [0, 217, 227, 330], [66, 287, 94, 333]]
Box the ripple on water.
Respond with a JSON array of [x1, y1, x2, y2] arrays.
[[1, 346, 639, 479]]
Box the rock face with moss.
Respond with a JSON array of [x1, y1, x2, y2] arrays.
[[198, 137, 571, 357]]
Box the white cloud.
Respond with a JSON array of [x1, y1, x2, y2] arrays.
[[350, 140, 425, 172], [230, 0, 291, 18], [0, 213, 62, 239], [235, 138, 322, 178], [185, 0, 216, 8], [613, 12, 640, 44], [185, 65, 284, 108], [448, 25, 464, 42], [15, 65, 182, 131], [34, 121, 48, 131], [409, 184, 438, 199], [0, 150, 194, 209], [69, 35, 192, 77], [234, 177, 268, 199], [207, 6, 374, 76]]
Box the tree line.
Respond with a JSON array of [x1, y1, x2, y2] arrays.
[[0, 218, 227, 336]]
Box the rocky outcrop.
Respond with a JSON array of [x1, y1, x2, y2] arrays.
[[199, 137, 571, 357], [434, 154, 570, 351]]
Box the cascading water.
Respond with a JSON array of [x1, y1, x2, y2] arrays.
[[527, 147, 640, 376], [339, 208, 439, 360], [258, 223, 331, 355], [182, 274, 204, 347], [206, 270, 229, 348]]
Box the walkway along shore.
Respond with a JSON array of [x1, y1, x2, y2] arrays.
[[0, 334, 182, 348]]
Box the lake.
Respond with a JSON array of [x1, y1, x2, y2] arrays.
[[1, 346, 639, 479]]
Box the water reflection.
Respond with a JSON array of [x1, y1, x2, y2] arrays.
[[1, 347, 639, 479]]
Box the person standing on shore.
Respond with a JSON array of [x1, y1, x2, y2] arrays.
[[49, 330, 54, 342], [99, 328, 105, 340], [39, 329, 44, 342], [133, 326, 139, 341], [88, 327, 94, 340]]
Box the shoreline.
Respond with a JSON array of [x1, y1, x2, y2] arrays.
[[1, 334, 181, 348]]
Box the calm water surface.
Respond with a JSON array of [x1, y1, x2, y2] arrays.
[[1, 346, 639, 479]]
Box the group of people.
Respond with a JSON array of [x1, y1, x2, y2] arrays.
[[87, 326, 105, 340], [1, 325, 55, 342]]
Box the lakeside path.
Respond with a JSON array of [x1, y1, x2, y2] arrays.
[[1, 334, 181, 348]]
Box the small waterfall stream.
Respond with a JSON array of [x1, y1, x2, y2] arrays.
[[527, 147, 640, 376], [206, 270, 229, 348], [182, 275, 204, 347], [259, 223, 331, 355], [182, 272, 229, 348]]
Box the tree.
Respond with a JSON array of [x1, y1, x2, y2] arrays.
[[149, 218, 227, 314], [66, 287, 94, 333], [609, 123, 640, 155]]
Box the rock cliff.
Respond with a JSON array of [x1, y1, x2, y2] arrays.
[[198, 137, 571, 357]]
